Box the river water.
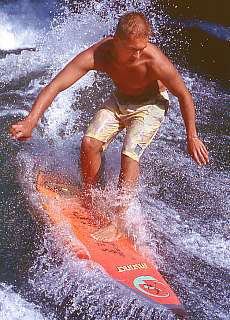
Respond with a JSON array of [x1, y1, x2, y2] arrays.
[[0, 1, 229, 319]]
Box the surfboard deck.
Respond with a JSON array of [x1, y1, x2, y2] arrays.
[[36, 172, 187, 318]]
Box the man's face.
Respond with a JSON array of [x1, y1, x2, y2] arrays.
[[113, 35, 148, 64]]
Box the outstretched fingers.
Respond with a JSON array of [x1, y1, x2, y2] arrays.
[[192, 150, 202, 166], [188, 138, 209, 166], [199, 145, 209, 164], [195, 141, 209, 165]]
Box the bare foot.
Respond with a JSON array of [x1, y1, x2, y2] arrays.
[[79, 191, 108, 227], [91, 223, 122, 242]]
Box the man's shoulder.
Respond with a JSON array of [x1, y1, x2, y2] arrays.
[[145, 43, 166, 61], [145, 43, 171, 70], [77, 36, 112, 71], [92, 37, 113, 70], [89, 36, 113, 54], [79, 37, 110, 57]]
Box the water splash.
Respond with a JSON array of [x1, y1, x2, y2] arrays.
[[0, 283, 52, 320]]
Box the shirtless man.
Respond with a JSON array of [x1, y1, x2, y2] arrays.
[[10, 12, 209, 242]]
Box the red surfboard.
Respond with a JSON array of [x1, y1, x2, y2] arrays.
[[36, 172, 187, 318]]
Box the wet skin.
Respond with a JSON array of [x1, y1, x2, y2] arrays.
[[10, 35, 209, 242], [94, 36, 166, 97]]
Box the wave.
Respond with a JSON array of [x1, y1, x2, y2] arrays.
[[0, 0, 57, 50], [180, 19, 230, 41], [0, 283, 52, 320]]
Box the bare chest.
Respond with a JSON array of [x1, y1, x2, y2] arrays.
[[103, 62, 151, 91]]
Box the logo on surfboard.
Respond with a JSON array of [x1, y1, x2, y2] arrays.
[[117, 263, 148, 272], [133, 276, 170, 298]]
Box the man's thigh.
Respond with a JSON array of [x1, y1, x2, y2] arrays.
[[84, 96, 123, 151], [122, 104, 166, 162]]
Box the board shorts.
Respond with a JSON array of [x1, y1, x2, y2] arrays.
[[84, 90, 170, 162]]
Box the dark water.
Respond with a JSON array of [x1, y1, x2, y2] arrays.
[[0, 1, 229, 319]]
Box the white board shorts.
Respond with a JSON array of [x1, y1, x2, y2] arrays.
[[84, 90, 170, 162]]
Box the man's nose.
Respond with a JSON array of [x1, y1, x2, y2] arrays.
[[133, 50, 140, 58]]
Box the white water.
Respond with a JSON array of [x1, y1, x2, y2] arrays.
[[0, 0, 56, 50], [0, 284, 52, 320]]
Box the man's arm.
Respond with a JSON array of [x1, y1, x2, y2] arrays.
[[10, 47, 95, 140], [153, 51, 209, 165]]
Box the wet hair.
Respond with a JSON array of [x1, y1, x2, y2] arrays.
[[115, 12, 152, 40]]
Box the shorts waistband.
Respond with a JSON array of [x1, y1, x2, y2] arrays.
[[114, 90, 169, 105]]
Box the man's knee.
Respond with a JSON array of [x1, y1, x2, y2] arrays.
[[121, 152, 140, 168], [81, 136, 103, 154]]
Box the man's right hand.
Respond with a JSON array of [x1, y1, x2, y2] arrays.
[[10, 118, 35, 140]]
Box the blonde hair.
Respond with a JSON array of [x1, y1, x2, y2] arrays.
[[115, 12, 152, 40]]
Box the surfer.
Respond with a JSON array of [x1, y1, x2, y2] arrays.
[[10, 12, 209, 242]]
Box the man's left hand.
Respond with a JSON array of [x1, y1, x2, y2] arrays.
[[187, 136, 209, 166]]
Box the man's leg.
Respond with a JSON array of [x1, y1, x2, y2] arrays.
[[91, 94, 169, 242], [80, 102, 121, 207], [116, 154, 139, 222], [80, 136, 104, 188], [118, 154, 139, 189], [80, 136, 104, 207], [92, 154, 139, 242]]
